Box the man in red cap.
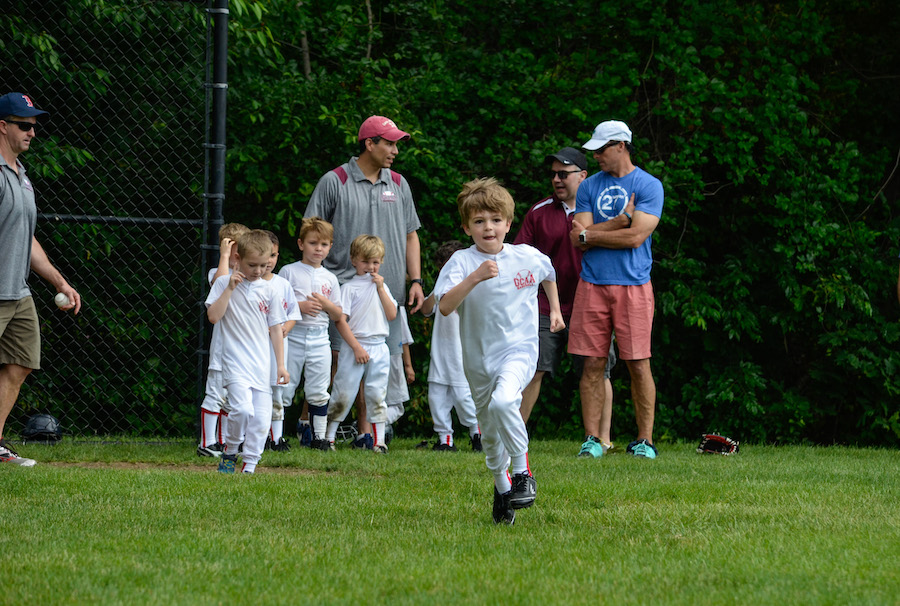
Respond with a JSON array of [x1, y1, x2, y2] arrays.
[[301, 115, 423, 448], [0, 92, 82, 467]]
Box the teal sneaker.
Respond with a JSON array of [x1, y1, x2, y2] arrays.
[[218, 454, 237, 473], [578, 435, 605, 458], [626, 439, 658, 459]]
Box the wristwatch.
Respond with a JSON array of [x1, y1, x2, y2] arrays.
[[410, 278, 424, 287], [578, 229, 587, 244]]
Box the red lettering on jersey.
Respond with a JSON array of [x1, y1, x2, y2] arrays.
[[258, 301, 270, 314], [514, 270, 537, 290], [320, 284, 332, 297]]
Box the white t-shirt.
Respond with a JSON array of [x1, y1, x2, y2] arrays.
[[399, 306, 413, 346], [279, 261, 342, 329], [205, 276, 287, 391], [341, 273, 397, 341], [434, 243, 555, 386], [207, 267, 225, 371], [265, 274, 302, 385], [423, 291, 467, 387]]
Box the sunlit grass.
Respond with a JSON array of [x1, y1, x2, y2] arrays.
[[2, 439, 897, 605]]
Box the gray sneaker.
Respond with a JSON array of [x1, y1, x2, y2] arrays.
[[509, 472, 536, 509], [0, 439, 36, 467]]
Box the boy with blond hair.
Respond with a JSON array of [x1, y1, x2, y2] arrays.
[[435, 178, 564, 524], [261, 230, 302, 451], [198, 222, 249, 457], [206, 230, 289, 473], [325, 234, 398, 453], [278, 217, 344, 449]]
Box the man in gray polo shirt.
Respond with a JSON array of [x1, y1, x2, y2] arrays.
[[0, 92, 82, 467], [303, 115, 424, 444]]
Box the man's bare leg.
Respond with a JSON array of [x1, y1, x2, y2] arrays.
[[519, 370, 546, 423], [624, 358, 655, 443]]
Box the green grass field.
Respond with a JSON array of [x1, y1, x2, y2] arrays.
[[2, 438, 898, 605]]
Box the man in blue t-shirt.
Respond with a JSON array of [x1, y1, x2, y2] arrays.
[[568, 120, 664, 459]]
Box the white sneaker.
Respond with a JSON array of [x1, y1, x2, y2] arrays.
[[0, 440, 36, 467]]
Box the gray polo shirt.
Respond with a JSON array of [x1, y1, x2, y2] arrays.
[[0, 154, 36, 300], [303, 157, 421, 301]]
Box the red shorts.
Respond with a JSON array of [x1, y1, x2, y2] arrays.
[[568, 281, 654, 360]]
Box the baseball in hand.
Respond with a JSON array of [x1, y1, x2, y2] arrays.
[[54, 293, 70, 308]]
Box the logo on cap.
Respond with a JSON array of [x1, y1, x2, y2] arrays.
[[21, 95, 35, 108]]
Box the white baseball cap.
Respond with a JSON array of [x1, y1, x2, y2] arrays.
[[583, 120, 632, 151]]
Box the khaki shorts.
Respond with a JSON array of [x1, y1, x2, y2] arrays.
[[568, 281, 654, 360], [0, 297, 41, 369]]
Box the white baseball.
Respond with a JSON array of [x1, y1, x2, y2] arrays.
[[54, 293, 70, 308]]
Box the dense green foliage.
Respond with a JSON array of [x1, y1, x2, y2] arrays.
[[222, 0, 900, 445], [10, 0, 900, 444]]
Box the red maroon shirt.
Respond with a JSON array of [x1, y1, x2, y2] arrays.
[[513, 195, 582, 320]]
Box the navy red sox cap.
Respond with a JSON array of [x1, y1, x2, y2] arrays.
[[0, 92, 50, 119], [546, 147, 587, 170]]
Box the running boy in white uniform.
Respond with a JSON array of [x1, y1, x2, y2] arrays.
[[420, 240, 481, 452], [435, 178, 564, 524], [261, 230, 302, 451], [278, 217, 344, 450], [206, 230, 289, 474], [325, 235, 398, 453], [198, 222, 249, 457]]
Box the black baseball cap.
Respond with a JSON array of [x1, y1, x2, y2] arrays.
[[545, 146, 587, 170], [0, 93, 50, 119]]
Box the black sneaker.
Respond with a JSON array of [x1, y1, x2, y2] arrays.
[[471, 433, 483, 452], [310, 438, 331, 451], [509, 472, 536, 509], [433, 442, 458, 452], [197, 442, 225, 458], [492, 487, 515, 525], [270, 437, 291, 452]]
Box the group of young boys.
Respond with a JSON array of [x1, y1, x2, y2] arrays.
[[202, 177, 563, 525]]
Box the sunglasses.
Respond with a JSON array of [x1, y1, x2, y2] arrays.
[[4, 120, 36, 133], [548, 169, 582, 180], [594, 141, 619, 154]]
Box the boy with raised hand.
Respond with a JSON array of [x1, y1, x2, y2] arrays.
[[435, 178, 564, 524], [278, 217, 344, 450], [260, 230, 302, 451], [420, 240, 482, 452], [206, 230, 289, 474], [324, 234, 398, 453], [198, 222, 249, 457]]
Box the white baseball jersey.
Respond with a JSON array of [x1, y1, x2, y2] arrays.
[[207, 267, 226, 371], [205, 275, 287, 391], [423, 292, 468, 387], [341, 273, 397, 340], [434, 244, 555, 390], [265, 273, 302, 386], [278, 261, 342, 329]]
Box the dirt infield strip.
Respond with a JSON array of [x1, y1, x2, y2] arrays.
[[44, 461, 326, 475]]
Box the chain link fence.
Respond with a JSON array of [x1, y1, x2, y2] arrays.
[[2, 0, 213, 438]]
